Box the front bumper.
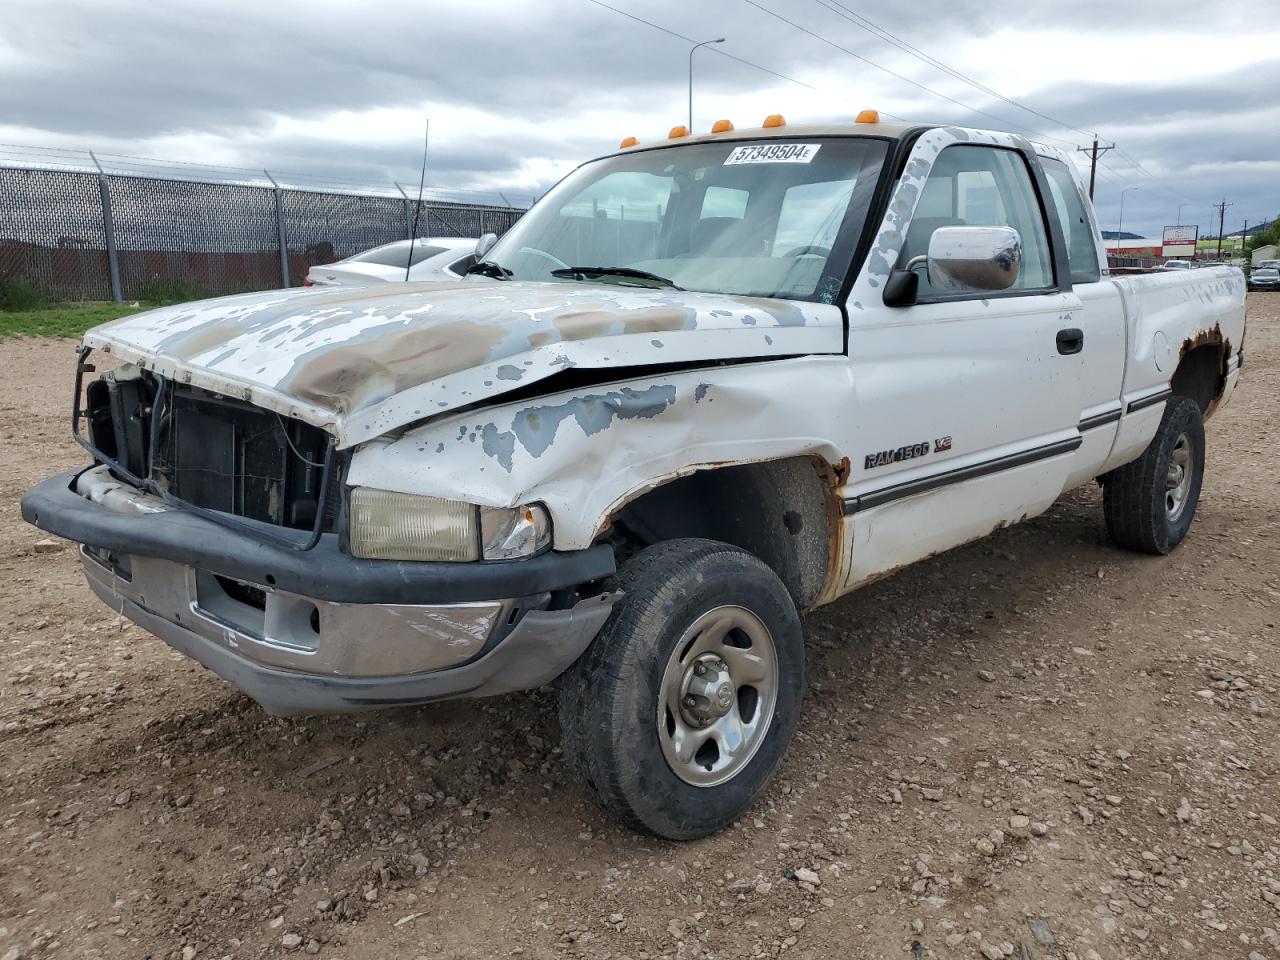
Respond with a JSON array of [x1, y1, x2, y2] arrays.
[[23, 469, 614, 604], [22, 468, 617, 715]]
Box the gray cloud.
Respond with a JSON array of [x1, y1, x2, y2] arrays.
[[1, 0, 1276, 237]]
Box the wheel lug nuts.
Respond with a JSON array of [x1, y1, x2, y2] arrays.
[[694, 663, 706, 676], [683, 696, 696, 708]]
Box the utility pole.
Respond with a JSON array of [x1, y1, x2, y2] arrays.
[[1214, 199, 1232, 259], [1076, 135, 1115, 200]]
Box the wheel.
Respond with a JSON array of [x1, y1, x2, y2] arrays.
[[1103, 395, 1205, 555], [558, 538, 804, 840]]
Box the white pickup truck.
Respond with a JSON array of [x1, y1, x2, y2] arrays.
[[23, 115, 1246, 840]]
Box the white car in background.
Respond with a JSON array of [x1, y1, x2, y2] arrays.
[[304, 237, 476, 287]]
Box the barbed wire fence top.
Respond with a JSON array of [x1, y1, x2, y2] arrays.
[[0, 145, 526, 302]]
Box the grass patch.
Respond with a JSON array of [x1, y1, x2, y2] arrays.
[[0, 301, 151, 340], [139, 276, 208, 305]]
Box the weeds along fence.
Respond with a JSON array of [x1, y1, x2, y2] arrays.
[[0, 151, 525, 303]]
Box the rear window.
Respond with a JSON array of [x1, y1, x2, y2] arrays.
[[347, 242, 446, 267]]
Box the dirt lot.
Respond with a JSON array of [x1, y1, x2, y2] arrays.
[[2, 295, 1278, 960]]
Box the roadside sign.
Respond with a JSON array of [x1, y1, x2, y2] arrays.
[[1162, 224, 1198, 258]]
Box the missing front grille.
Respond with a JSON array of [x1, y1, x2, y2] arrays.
[[214, 575, 266, 610]]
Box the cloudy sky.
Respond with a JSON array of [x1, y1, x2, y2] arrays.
[[2, 0, 1277, 238]]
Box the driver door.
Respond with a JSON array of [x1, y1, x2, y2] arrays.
[[841, 142, 1084, 589]]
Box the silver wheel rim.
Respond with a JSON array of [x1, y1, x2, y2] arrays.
[[657, 605, 779, 788], [1166, 432, 1194, 522]]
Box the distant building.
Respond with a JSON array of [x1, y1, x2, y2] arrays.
[[1252, 244, 1278, 265], [1104, 237, 1162, 257]]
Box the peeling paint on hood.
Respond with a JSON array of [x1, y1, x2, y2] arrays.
[[83, 279, 843, 448]]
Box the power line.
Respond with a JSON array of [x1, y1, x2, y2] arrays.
[[812, 0, 1093, 140], [812, 0, 1214, 200], [1109, 146, 1199, 205], [767, 0, 1220, 211], [583, 0, 816, 90], [737, 0, 1077, 147]]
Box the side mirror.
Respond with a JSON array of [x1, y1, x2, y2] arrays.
[[924, 225, 1022, 292], [475, 233, 498, 260]]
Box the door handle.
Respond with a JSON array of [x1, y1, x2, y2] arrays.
[[1056, 328, 1084, 355]]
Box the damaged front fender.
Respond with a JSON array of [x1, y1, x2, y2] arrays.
[[345, 356, 854, 550]]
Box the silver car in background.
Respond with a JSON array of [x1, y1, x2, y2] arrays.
[[1248, 267, 1280, 292], [304, 237, 476, 287]]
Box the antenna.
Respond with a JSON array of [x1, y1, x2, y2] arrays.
[[406, 118, 429, 282]]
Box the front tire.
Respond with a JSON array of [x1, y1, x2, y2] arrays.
[[559, 538, 804, 840], [1103, 395, 1205, 554]]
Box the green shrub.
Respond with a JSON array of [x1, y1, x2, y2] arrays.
[[139, 276, 207, 306], [0, 278, 43, 312]]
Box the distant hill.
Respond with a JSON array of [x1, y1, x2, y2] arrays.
[[1101, 230, 1144, 240]]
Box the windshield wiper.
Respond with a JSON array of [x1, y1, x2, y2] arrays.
[[465, 259, 512, 280], [550, 266, 682, 290]]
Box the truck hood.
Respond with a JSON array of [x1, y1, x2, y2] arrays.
[[84, 279, 842, 447]]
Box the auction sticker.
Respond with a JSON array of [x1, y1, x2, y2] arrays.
[[724, 143, 821, 165]]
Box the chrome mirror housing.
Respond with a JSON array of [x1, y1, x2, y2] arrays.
[[925, 226, 1022, 291]]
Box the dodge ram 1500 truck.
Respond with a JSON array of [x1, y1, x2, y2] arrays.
[[23, 114, 1246, 840]]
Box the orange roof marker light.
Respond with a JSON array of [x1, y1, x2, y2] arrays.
[[668, 125, 690, 139], [711, 118, 735, 133], [619, 136, 639, 149], [762, 113, 786, 128], [855, 109, 880, 124]]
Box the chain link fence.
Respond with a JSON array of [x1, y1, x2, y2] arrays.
[[0, 154, 525, 303]]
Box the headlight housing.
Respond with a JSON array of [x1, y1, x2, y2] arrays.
[[347, 488, 551, 562]]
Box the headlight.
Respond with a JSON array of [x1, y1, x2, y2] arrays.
[[348, 488, 551, 562]]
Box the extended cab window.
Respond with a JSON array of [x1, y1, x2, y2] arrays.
[[487, 138, 889, 302], [1041, 157, 1101, 284], [899, 145, 1054, 298]]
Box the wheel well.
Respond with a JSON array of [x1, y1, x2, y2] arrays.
[[1171, 340, 1228, 415], [608, 457, 837, 611]]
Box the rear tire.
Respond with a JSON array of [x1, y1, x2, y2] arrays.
[[559, 538, 804, 840], [1103, 395, 1205, 555]]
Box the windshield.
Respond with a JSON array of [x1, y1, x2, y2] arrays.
[[484, 137, 889, 302]]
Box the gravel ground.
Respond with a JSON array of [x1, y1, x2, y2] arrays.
[[1, 294, 1277, 960]]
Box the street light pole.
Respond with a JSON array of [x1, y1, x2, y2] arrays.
[[689, 37, 725, 131], [1118, 186, 1139, 257]]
